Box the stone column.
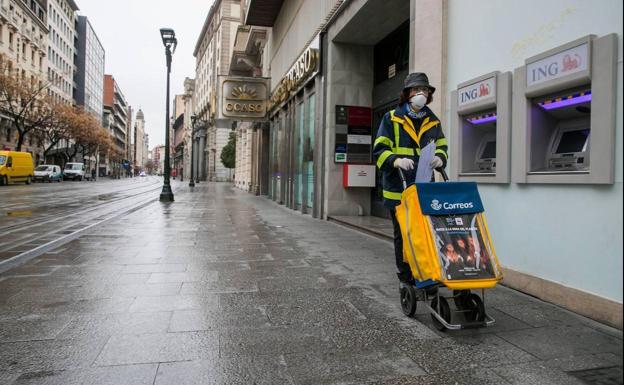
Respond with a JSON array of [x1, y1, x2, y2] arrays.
[[198, 131, 206, 181]]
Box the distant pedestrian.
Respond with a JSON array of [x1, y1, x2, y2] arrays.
[[91, 168, 96, 181]]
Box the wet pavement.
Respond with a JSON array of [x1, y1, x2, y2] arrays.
[[0, 177, 165, 271], [0, 182, 622, 384]]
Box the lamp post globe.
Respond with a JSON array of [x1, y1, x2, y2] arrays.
[[159, 28, 176, 202]]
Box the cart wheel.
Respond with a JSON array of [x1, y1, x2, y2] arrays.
[[400, 285, 417, 317], [453, 290, 471, 309], [430, 296, 451, 331], [463, 293, 486, 322]]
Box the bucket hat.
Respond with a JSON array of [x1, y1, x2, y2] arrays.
[[404, 72, 436, 94]]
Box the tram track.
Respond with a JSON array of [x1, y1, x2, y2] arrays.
[[0, 178, 181, 274]]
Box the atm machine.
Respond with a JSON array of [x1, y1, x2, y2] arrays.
[[450, 71, 512, 183], [512, 34, 617, 184]]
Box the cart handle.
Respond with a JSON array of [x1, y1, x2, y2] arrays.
[[397, 167, 449, 190]]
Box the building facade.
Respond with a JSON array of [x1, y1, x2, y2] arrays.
[[74, 15, 104, 120], [0, 0, 49, 162], [133, 109, 145, 173], [228, 23, 269, 194], [152, 144, 164, 175], [193, 0, 241, 181], [103, 74, 130, 176], [46, 0, 77, 105], [242, 0, 623, 328]]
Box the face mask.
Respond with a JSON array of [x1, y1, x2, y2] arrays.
[[409, 93, 427, 110]]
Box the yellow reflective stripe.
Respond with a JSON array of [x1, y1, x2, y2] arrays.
[[374, 136, 393, 148], [435, 137, 448, 147], [416, 120, 440, 144], [393, 122, 400, 151], [395, 147, 414, 155], [435, 148, 448, 158], [383, 190, 402, 200], [376, 150, 393, 169], [416, 148, 421, 156]]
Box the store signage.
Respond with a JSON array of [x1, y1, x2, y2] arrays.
[[526, 43, 589, 87], [220, 77, 269, 120], [334, 105, 372, 164], [458, 76, 496, 107], [343, 164, 376, 187], [268, 35, 320, 112]]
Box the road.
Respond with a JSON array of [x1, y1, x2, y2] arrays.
[[0, 176, 169, 273]]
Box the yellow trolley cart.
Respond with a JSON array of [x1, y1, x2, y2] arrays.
[[396, 170, 503, 331]]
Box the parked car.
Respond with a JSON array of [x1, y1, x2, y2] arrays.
[[34, 164, 63, 183], [139, 171, 146, 177], [0, 151, 34, 185], [63, 162, 86, 181]]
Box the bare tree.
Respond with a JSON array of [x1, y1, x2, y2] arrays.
[[0, 62, 54, 151]]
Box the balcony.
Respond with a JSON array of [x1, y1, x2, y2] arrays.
[[0, 4, 9, 22], [244, 0, 284, 27]]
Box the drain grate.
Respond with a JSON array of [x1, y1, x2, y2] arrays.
[[568, 366, 623, 385]]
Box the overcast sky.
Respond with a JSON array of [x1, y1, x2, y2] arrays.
[[77, 0, 214, 147]]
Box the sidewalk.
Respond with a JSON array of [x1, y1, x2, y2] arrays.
[[0, 183, 621, 385]]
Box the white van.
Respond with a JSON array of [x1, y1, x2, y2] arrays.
[[34, 164, 63, 182], [63, 162, 86, 181]]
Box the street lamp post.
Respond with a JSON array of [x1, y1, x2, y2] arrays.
[[189, 114, 196, 188], [159, 28, 176, 202]]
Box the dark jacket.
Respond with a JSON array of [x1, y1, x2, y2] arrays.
[[373, 103, 448, 208]]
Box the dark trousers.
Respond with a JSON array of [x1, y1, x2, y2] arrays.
[[389, 208, 413, 282]]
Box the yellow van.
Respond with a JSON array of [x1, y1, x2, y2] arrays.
[[0, 151, 35, 185]]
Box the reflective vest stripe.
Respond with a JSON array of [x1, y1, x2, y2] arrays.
[[395, 147, 415, 156], [435, 137, 448, 147], [383, 190, 402, 201], [377, 150, 393, 169], [435, 148, 448, 158], [416, 120, 440, 144], [374, 136, 393, 148]]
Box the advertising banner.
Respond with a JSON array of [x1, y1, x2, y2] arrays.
[[429, 213, 496, 280]]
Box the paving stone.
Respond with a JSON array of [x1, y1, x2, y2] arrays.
[[56, 312, 172, 339], [492, 362, 587, 385], [128, 295, 219, 313], [396, 334, 538, 374], [361, 369, 508, 385], [0, 315, 73, 343], [219, 327, 335, 357], [169, 307, 270, 332], [154, 355, 294, 385], [11, 364, 157, 385], [0, 337, 109, 372], [283, 346, 426, 385], [94, 331, 219, 366], [496, 325, 623, 360]]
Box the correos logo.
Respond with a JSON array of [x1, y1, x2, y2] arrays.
[[443, 201, 474, 210], [431, 200, 474, 210]]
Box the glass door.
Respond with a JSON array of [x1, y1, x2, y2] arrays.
[[305, 94, 315, 209], [294, 102, 304, 207]]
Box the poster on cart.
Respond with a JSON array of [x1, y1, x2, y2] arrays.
[[429, 213, 496, 280]]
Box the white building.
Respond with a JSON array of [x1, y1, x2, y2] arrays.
[[193, 0, 241, 181], [46, 0, 77, 105], [244, 0, 622, 328]]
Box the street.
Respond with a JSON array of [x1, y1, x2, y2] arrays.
[[0, 181, 621, 384]]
